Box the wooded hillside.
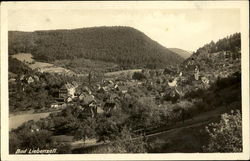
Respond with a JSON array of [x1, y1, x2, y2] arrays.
[[194, 33, 241, 55], [9, 26, 184, 69]]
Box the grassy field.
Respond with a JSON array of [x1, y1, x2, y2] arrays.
[[11, 53, 76, 75], [11, 53, 34, 63]]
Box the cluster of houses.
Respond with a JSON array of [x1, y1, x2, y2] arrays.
[[9, 73, 41, 94], [182, 49, 242, 90], [9, 73, 40, 85], [51, 78, 138, 117]]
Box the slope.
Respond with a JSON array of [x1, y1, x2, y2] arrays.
[[181, 33, 241, 78], [9, 26, 184, 69]]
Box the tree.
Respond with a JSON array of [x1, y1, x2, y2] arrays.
[[95, 117, 120, 142], [91, 127, 148, 153], [74, 119, 96, 143], [9, 132, 22, 154], [132, 72, 147, 81], [88, 70, 92, 85], [18, 129, 53, 149], [203, 110, 242, 152]]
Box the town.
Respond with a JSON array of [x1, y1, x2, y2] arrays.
[[8, 29, 242, 153]]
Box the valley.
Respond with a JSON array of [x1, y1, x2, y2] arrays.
[[8, 29, 242, 154]]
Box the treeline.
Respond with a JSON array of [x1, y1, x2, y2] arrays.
[[8, 31, 36, 54], [195, 33, 241, 54], [9, 26, 184, 69]]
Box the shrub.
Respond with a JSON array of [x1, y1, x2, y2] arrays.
[[132, 72, 146, 81], [91, 127, 148, 153], [203, 110, 242, 152]]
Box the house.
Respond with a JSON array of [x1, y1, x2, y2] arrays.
[[201, 76, 209, 84], [59, 86, 68, 99], [20, 75, 25, 81], [114, 84, 119, 90], [78, 93, 85, 101], [59, 82, 79, 99], [50, 102, 66, 109], [97, 86, 108, 93], [79, 99, 99, 118], [108, 80, 114, 85], [168, 77, 178, 87], [66, 96, 73, 103], [27, 76, 35, 84], [117, 86, 128, 94], [35, 67, 43, 73], [33, 75, 40, 82]]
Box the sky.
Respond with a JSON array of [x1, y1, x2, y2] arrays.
[[8, 8, 240, 52]]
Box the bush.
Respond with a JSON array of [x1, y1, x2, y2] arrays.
[[132, 72, 146, 80], [95, 117, 120, 142], [203, 110, 242, 152], [9, 129, 54, 154], [91, 127, 148, 153]]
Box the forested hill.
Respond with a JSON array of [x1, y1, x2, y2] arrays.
[[181, 33, 241, 73], [9, 26, 184, 69], [193, 33, 241, 57]]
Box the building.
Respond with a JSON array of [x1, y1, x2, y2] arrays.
[[59, 82, 79, 99], [27, 76, 35, 84]]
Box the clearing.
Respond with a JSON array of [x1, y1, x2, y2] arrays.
[[11, 53, 76, 75]]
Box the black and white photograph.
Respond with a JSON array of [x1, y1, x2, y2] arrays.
[[1, 1, 249, 160]]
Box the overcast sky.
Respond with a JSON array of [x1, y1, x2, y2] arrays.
[[8, 8, 240, 52]]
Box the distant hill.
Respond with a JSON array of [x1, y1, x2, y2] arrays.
[[168, 48, 192, 59], [8, 26, 184, 69]]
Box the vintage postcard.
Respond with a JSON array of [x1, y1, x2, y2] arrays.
[[1, 1, 249, 160]]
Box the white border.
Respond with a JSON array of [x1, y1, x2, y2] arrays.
[[1, 1, 249, 160]]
